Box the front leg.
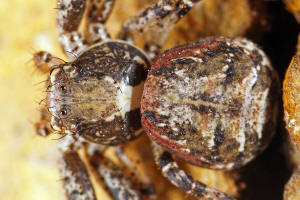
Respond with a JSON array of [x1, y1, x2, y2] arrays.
[[152, 142, 235, 200], [120, 0, 201, 59]]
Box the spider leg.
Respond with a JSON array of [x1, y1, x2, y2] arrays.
[[152, 142, 236, 200], [35, 107, 52, 137], [115, 145, 156, 199], [57, 0, 89, 59], [57, 135, 98, 200], [33, 51, 65, 74], [87, 148, 144, 200], [60, 151, 97, 200], [85, 0, 115, 43], [120, 0, 202, 59], [57, 0, 114, 59]]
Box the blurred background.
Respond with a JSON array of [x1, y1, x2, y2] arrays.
[[0, 0, 300, 200], [0, 1, 66, 199]]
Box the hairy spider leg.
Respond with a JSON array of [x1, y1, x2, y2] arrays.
[[86, 0, 115, 43], [152, 142, 235, 200], [120, 0, 202, 60], [60, 151, 97, 200], [115, 145, 156, 199], [33, 51, 65, 73], [88, 148, 144, 200], [57, 0, 114, 59], [57, 0, 89, 59]]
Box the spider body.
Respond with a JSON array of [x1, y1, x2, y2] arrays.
[[48, 41, 149, 145]]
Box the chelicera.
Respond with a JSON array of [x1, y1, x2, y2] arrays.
[[33, 0, 280, 199]]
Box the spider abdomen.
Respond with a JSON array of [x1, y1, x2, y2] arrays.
[[141, 37, 279, 170]]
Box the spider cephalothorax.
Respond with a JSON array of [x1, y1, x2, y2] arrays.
[[48, 41, 149, 145]]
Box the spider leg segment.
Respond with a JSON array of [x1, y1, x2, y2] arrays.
[[57, 0, 89, 58], [57, 136, 151, 200], [120, 0, 201, 59], [57, 0, 114, 59], [33, 51, 65, 73], [152, 142, 235, 200], [88, 148, 144, 200], [115, 146, 156, 199], [60, 151, 97, 200], [35, 107, 52, 137], [85, 0, 115, 43]]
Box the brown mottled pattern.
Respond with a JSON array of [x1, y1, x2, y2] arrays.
[[60, 152, 96, 200], [141, 37, 279, 169], [90, 152, 143, 200], [57, 0, 87, 33], [48, 41, 150, 145], [74, 41, 149, 86]]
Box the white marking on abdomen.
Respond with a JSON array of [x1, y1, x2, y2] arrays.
[[238, 67, 258, 152]]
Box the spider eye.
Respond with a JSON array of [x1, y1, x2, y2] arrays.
[[59, 85, 67, 93], [59, 108, 68, 116]]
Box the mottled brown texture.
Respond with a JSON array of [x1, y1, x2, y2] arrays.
[[57, 0, 87, 33], [60, 151, 97, 200], [48, 41, 149, 145], [141, 37, 279, 170], [89, 151, 143, 200]]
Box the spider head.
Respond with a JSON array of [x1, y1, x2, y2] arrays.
[[47, 64, 80, 135], [47, 63, 118, 136], [46, 61, 131, 143]]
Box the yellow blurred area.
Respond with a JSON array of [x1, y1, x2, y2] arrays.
[[0, 1, 65, 199]]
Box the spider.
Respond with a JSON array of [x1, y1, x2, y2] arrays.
[[33, 0, 203, 199], [33, 0, 280, 199]]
